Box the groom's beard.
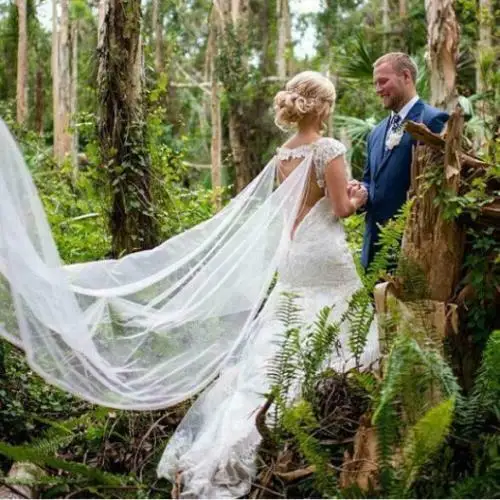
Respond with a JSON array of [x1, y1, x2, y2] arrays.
[[382, 94, 404, 112]]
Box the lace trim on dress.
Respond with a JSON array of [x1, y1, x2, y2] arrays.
[[313, 138, 347, 188], [276, 144, 313, 161], [276, 138, 347, 189]]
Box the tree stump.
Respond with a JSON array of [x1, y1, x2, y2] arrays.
[[402, 108, 465, 302]]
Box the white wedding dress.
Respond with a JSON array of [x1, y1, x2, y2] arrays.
[[157, 138, 379, 498]]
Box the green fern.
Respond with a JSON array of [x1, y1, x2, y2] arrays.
[[302, 306, 341, 401], [462, 330, 500, 433], [342, 288, 374, 367], [400, 397, 455, 494], [373, 335, 460, 495], [364, 201, 411, 289], [282, 400, 338, 498], [450, 432, 500, 499], [268, 292, 304, 431], [29, 407, 110, 455], [0, 441, 125, 486]]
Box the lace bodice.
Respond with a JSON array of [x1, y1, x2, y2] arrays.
[[276, 137, 347, 188]]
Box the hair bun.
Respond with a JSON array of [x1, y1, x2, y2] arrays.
[[273, 90, 316, 127], [273, 72, 336, 130]]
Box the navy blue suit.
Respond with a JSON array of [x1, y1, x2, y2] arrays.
[[361, 99, 449, 269]]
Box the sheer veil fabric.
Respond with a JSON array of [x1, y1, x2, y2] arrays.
[[0, 120, 378, 497], [0, 119, 311, 409]]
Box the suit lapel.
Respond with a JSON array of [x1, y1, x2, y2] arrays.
[[374, 99, 424, 181], [374, 117, 390, 167]]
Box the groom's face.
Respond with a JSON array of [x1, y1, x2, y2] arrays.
[[373, 62, 407, 111]]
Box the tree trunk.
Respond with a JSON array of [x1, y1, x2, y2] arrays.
[[71, 19, 79, 173], [276, 0, 291, 80], [152, 0, 164, 74], [382, 0, 390, 51], [209, 12, 222, 211], [399, 0, 407, 17], [52, 0, 58, 133], [16, 0, 28, 126], [476, 0, 492, 94], [215, 0, 253, 192], [98, 0, 106, 48], [34, 63, 44, 135], [53, 0, 73, 163], [98, 0, 159, 257], [401, 109, 465, 302], [425, 0, 459, 112]]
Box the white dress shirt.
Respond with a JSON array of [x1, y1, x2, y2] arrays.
[[392, 94, 420, 122]]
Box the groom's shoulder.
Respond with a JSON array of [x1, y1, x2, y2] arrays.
[[420, 100, 449, 121]]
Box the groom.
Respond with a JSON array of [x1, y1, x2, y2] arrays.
[[352, 52, 449, 269]]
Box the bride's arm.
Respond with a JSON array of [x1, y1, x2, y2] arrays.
[[324, 156, 366, 218]]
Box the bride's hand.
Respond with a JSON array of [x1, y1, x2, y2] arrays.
[[350, 185, 368, 209]]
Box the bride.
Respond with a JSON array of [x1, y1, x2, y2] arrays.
[[157, 71, 378, 497], [0, 71, 377, 497]]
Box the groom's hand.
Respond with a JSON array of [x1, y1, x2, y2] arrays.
[[347, 180, 368, 208], [347, 179, 360, 197]]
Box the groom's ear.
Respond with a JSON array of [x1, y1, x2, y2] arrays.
[[402, 69, 413, 84]]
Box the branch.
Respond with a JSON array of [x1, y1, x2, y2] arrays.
[[255, 394, 275, 446], [405, 120, 490, 170], [174, 63, 211, 96]]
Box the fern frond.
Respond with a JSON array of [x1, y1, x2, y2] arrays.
[[342, 289, 374, 366], [268, 292, 305, 433], [282, 400, 339, 498], [373, 335, 460, 494], [400, 397, 455, 493], [460, 330, 500, 435], [0, 441, 124, 486], [301, 306, 341, 401], [364, 201, 411, 288]]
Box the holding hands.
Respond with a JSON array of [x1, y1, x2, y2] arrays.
[[347, 180, 368, 210]]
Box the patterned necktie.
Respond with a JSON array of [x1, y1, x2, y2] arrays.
[[390, 114, 402, 132], [385, 114, 402, 152]]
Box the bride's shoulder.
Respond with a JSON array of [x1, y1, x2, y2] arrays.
[[313, 137, 347, 162], [315, 136, 346, 149]]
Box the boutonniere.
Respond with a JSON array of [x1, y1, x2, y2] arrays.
[[385, 122, 405, 150]]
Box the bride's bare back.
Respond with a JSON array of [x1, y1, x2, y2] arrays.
[[277, 150, 324, 237], [276, 137, 363, 238]]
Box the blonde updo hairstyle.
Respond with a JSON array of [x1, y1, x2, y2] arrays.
[[274, 71, 336, 130]]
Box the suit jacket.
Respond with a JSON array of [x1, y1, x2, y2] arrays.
[[361, 99, 449, 269]]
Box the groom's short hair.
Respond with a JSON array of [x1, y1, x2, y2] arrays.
[[373, 53, 418, 83]]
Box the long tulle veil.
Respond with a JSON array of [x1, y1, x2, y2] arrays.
[[0, 119, 312, 409]]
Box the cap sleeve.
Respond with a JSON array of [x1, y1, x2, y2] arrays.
[[313, 138, 347, 188]]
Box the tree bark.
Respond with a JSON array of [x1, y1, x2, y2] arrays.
[[476, 0, 492, 94], [53, 0, 73, 163], [276, 0, 291, 79], [98, 0, 159, 257], [382, 0, 390, 52], [34, 63, 44, 135], [402, 109, 465, 302], [215, 0, 253, 192], [52, 0, 59, 143], [16, 0, 28, 126], [152, 0, 164, 74], [425, 0, 459, 112], [71, 19, 79, 172], [399, 0, 407, 17], [209, 11, 222, 211]]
